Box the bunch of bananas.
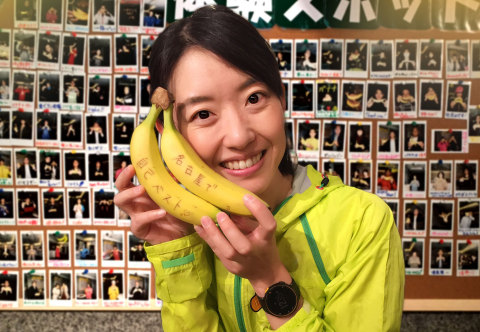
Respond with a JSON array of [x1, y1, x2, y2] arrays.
[[129, 88, 266, 225]]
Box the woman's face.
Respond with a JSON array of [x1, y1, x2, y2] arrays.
[[167, 47, 286, 198], [375, 89, 383, 99]]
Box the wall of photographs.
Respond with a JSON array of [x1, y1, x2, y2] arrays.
[[0, 0, 479, 310]]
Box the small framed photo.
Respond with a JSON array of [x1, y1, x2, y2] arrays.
[[101, 230, 124, 267], [419, 39, 443, 78], [36, 110, 59, 148], [349, 160, 372, 192], [457, 240, 479, 276], [348, 121, 371, 160], [385, 199, 399, 228], [369, 40, 393, 79], [88, 35, 112, 74], [402, 238, 424, 275], [419, 80, 443, 118], [285, 119, 294, 154], [65, 0, 90, 33], [63, 150, 87, 187], [39, 0, 64, 31], [85, 114, 109, 150], [15, 149, 38, 186], [140, 35, 154, 74], [454, 160, 478, 198], [23, 270, 46, 306], [17, 189, 40, 226], [67, 189, 91, 226], [0, 30, 12, 68], [403, 161, 427, 198], [114, 34, 138, 73], [112, 114, 135, 151], [316, 79, 339, 118], [88, 152, 111, 188], [0, 271, 18, 308], [0, 189, 15, 225], [61, 33, 86, 72], [12, 70, 36, 111], [322, 159, 345, 184], [42, 189, 66, 226], [403, 199, 428, 237], [430, 200, 454, 237], [468, 106, 480, 143], [102, 269, 125, 306], [61, 73, 85, 111], [15, 0, 39, 29], [93, 189, 116, 225], [295, 39, 318, 78], [0, 149, 13, 186], [128, 232, 148, 268], [395, 39, 418, 77], [114, 74, 137, 112], [139, 76, 151, 113], [0, 231, 18, 267], [87, 74, 111, 113], [118, 0, 142, 33], [47, 230, 71, 267], [37, 31, 61, 70], [0, 69, 11, 106], [458, 199, 480, 236], [270, 38, 293, 78], [117, 205, 131, 227], [11, 109, 34, 146], [75, 269, 99, 305], [344, 39, 368, 78], [446, 40, 470, 79], [12, 30, 36, 69], [319, 38, 343, 78], [431, 129, 468, 153], [92, 0, 116, 32], [0, 110, 11, 145], [127, 271, 150, 306], [393, 80, 417, 119], [340, 80, 365, 119], [38, 149, 61, 187], [291, 80, 314, 118], [445, 80, 470, 120], [60, 112, 83, 149], [321, 120, 346, 159], [21, 230, 44, 268], [429, 239, 452, 276], [112, 152, 130, 182], [38, 71, 61, 110], [403, 121, 427, 158], [429, 160, 453, 198], [471, 40, 480, 78], [74, 230, 98, 267], [283, 80, 290, 117], [49, 270, 72, 306], [141, 0, 166, 34], [376, 160, 400, 198], [296, 119, 320, 159], [365, 81, 390, 119]]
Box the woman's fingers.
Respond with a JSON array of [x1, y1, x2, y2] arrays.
[[196, 216, 236, 260], [216, 212, 252, 255], [114, 164, 135, 191], [243, 194, 277, 238], [130, 208, 167, 241]]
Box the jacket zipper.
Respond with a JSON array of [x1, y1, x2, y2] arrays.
[[234, 275, 247, 332]]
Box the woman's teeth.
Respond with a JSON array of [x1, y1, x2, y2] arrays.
[[224, 152, 262, 170]]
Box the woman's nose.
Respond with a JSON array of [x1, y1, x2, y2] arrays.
[[221, 110, 255, 150]]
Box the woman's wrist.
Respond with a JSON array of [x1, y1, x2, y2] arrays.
[[249, 263, 292, 296]]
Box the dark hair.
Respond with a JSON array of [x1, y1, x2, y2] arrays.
[[148, 5, 294, 176]]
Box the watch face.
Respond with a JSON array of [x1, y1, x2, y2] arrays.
[[265, 284, 298, 317]]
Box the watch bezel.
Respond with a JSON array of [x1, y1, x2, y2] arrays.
[[262, 281, 300, 318]]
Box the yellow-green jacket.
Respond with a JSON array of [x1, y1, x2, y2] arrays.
[[146, 165, 405, 331]]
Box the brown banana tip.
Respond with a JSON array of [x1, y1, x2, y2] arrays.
[[151, 87, 171, 110]]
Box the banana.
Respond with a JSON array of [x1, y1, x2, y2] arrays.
[[130, 104, 221, 225], [159, 89, 267, 216]]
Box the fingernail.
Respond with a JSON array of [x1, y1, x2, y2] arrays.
[[217, 212, 226, 223], [201, 217, 209, 228], [244, 194, 254, 202], [157, 209, 166, 217]]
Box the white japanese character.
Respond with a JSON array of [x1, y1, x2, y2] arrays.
[[174, 0, 218, 20], [391, 0, 422, 23], [333, 0, 376, 23], [284, 0, 323, 22], [444, 0, 480, 23], [227, 0, 272, 23]]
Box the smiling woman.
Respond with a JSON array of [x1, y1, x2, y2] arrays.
[[113, 5, 404, 332]]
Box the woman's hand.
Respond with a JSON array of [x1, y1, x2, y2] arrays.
[[195, 194, 290, 294], [114, 165, 194, 245]]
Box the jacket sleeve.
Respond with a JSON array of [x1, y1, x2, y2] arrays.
[[269, 197, 405, 332], [145, 233, 225, 332]]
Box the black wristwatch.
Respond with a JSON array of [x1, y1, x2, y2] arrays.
[[250, 279, 301, 318]]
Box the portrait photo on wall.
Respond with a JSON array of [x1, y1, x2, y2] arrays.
[[0, 30, 11, 65], [395, 40, 418, 73], [94, 190, 115, 220], [468, 106, 480, 142], [429, 160, 453, 196], [472, 40, 480, 77], [271, 38, 293, 73], [403, 238, 424, 274], [0, 70, 11, 106], [455, 161, 477, 195], [431, 200, 454, 236], [92, 0, 116, 30], [0, 149, 13, 186], [369, 40, 393, 76], [113, 153, 130, 181], [88, 36, 111, 71], [47, 231, 70, 264], [23, 271, 45, 301], [322, 121, 346, 157], [385, 199, 399, 227], [17, 190, 39, 220], [128, 271, 150, 302], [445, 81, 470, 118], [458, 199, 480, 235], [0, 272, 17, 302], [394, 81, 416, 116], [403, 121, 426, 156], [323, 159, 345, 184], [50, 271, 72, 302], [141, 35, 154, 72], [88, 152, 110, 183], [403, 161, 427, 198], [142, 0, 165, 30], [11, 110, 33, 143], [114, 75, 137, 108], [115, 34, 137, 67], [295, 39, 318, 76], [75, 270, 98, 302], [15, 149, 37, 183], [40, 0, 63, 28], [12, 71, 35, 104], [68, 190, 90, 220], [316, 80, 339, 114], [419, 40, 443, 74], [457, 240, 479, 276], [128, 233, 147, 263], [39, 150, 61, 183], [102, 270, 123, 302], [66, 0, 90, 29], [432, 129, 466, 153], [419, 80, 443, 115], [37, 32, 60, 68], [365, 81, 389, 116], [341, 81, 364, 117], [43, 190, 65, 220], [36, 111, 58, 142], [113, 114, 135, 146], [291, 80, 314, 114], [349, 160, 372, 192], [376, 161, 399, 197], [62, 34, 86, 67], [88, 75, 111, 109], [119, 0, 141, 28], [297, 120, 320, 152], [86, 114, 108, 145], [74, 230, 97, 263], [12, 30, 36, 65], [0, 190, 14, 221], [345, 39, 368, 77], [139, 76, 151, 109], [62, 74, 85, 109], [64, 151, 86, 182], [21, 231, 43, 263], [404, 200, 427, 234], [0, 231, 17, 265], [60, 112, 83, 144], [15, 0, 38, 25], [430, 239, 452, 274], [446, 40, 469, 77], [102, 231, 124, 264], [320, 38, 343, 74], [38, 71, 61, 107], [348, 122, 371, 155], [0, 111, 10, 142]]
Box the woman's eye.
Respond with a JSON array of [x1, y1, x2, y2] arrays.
[[248, 93, 260, 104], [196, 110, 210, 119]]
